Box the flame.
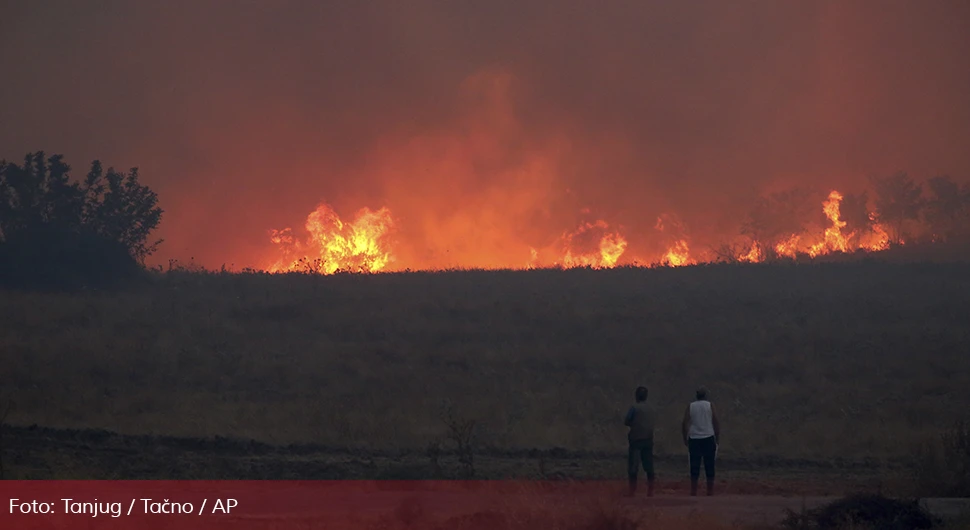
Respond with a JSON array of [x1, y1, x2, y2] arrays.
[[245, 68, 927, 275], [268, 203, 394, 274], [559, 219, 628, 268], [808, 191, 849, 257], [775, 235, 800, 259], [738, 242, 763, 263], [661, 240, 693, 267], [654, 213, 695, 266], [262, 187, 912, 274], [863, 214, 890, 251], [598, 233, 628, 267]]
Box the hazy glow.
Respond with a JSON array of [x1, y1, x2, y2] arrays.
[[1, 1, 967, 269]]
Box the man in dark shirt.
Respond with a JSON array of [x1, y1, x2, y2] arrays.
[[624, 385, 656, 496]]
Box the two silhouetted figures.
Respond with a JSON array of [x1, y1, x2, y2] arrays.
[[624, 386, 721, 497]]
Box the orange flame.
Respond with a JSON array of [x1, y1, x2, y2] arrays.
[[655, 213, 695, 267], [267, 204, 394, 274], [559, 219, 628, 268], [262, 187, 910, 273], [808, 191, 849, 257], [863, 213, 890, 251], [775, 234, 800, 259], [738, 242, 763, 263], [661, 240, 693, 267], [598, 233, 628, 267]]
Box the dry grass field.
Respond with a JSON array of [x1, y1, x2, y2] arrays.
[[1, 260, 969, 489]]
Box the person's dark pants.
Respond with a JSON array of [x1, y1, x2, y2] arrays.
[[688, 436, 717, 495], [627, 438, 655, 495]]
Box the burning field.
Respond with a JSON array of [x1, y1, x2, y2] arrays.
[[4, 5, 970, 520], [247, 67, 968, 276], [6, 2, 970, 274], [263, 183, 946, 274]]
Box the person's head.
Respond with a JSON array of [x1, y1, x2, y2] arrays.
[[696, 387, 708, 401], [635, 386, 648, 402]]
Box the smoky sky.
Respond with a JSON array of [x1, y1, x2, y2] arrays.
[[2, 0, 969, 268]]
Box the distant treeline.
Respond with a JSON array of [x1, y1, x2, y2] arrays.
[[3, 150, 969, 288], [734, 172, 970, 261]]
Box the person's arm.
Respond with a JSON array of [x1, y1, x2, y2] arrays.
[[623, 406, 635, 426], [681, 405, 691, 445], [711, 403, 721, 444]]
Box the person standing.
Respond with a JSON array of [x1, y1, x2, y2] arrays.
[[624, 386, 656, 496], [681, 387, 720, 496]]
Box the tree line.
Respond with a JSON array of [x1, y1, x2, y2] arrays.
[[2, 150, 968, 288], [740, 172, 970, 259], [0, 151, 163, 289]]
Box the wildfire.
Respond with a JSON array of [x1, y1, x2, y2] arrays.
[[775, 235, 800, 259], [262, 188, 907, 274], [242, 69, 935, 276], [661, 240, 693, 267], [559, 219, 628, 268], [654, 214, 695, 267], [808, 191, 849, 257], [863, 214, 890, 251], [267, 204, 394, 274], [737, 243, 763, 263], [599, 233, 628, 267]]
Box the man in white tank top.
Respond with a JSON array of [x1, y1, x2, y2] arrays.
[[681, 387, 720, 496]]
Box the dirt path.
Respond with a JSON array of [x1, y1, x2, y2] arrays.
[[6, 425, 966, 527], [3, 480, 967, 528]]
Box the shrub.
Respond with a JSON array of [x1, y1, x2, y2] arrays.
[[781, 493, 939, 529], [0, 152, 161, 290]]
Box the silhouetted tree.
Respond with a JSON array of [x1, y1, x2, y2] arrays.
[[80, 161, 164, 260], [923, 175, 970, 242], [0, 151, 163, 289], [838, 191, 878, 249], [870, 172, 923, 245], [741, 188, 817, 258]]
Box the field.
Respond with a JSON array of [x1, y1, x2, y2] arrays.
[[2, 261, 969, 493]]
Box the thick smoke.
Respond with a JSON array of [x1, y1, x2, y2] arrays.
[[2, 0, 968, 268]]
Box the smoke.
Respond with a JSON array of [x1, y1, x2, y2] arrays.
[[1, 0, 968, 268]]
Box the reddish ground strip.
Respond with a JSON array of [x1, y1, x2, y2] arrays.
[[2, 481, 968, 529]]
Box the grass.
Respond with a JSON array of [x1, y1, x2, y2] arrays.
[[1, 261, 969, 478]]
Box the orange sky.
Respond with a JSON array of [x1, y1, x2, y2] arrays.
[[2, 0, 968, 269]]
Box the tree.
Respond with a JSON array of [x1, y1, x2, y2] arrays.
[[0, 151, 163, 289], [839, 191, 873, 237], [923, 175, 970, 243], [870, 172, 923, 246], [81, 161, 164, 261], [741, 188, 818, 258]]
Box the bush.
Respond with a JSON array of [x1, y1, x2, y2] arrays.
[[0, 152, 161, 290], [782, 493, 939, 529], [0, 226, 144, 290]]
